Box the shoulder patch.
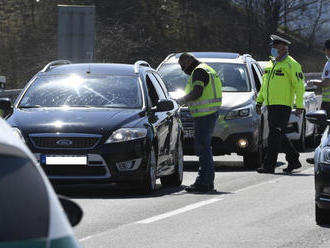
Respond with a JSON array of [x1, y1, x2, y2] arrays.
[[298, 72, 304, 79]]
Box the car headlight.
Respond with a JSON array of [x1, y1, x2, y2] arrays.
[[225, 104, 253, 120], [105, 128, 147, 143], [319, 147, 330, 165], [12, 128, 25, 143]]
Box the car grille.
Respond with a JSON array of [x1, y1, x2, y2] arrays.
[[180, 110, 194, 129], [29, 133, 102, 150]]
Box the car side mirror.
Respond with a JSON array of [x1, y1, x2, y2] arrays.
[[304, 83, 317, 92], [58, 195, 83, 227], [156, 99, 174, 112], [306, 110, 327, 125], [0, 98, 12, 118]]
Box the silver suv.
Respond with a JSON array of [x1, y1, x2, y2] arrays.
[[157, 52, 268, 169]]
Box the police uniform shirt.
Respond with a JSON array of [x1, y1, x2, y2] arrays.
[[322, 61, 330, 80]]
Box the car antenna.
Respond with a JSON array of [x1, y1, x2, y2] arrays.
[[86, 64, 91, 74]]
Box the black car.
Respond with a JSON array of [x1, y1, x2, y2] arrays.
[[3, 60, 184, 193], [306, 110, 330, 225]]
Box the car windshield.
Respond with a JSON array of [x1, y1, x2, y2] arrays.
[[158, 63, 250, 92], [18, 74, 143, 108]]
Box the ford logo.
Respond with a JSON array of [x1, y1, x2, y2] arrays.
[[56, 139, 73, 146]]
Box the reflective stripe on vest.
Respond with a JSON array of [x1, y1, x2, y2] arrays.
[[187, 73, 220, 106], [188, 97, 222, 106], [322, 87, 330, 102], [190, 105, 221, 114]]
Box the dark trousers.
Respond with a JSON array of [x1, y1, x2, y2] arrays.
[[193, 111, 219, 186], [264, 105, 299, 169], [319, 101, 330, 135]]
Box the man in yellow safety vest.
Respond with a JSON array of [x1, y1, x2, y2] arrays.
[[176, 53, 222, 192]]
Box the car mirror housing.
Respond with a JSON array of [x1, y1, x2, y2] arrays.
[[156, 99, 174, 112], [304, 83, 318, 92], [306, 110, 328, 125], [0, 98, 12, 118], [58, 195, 83, 227]]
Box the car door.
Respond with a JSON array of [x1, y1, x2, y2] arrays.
[[145, 72, 171, 172], [152, 72, 178, 166]]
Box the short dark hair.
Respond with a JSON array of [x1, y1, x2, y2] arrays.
[[324, 39, 330, 50], [178, 53, 197, 65]]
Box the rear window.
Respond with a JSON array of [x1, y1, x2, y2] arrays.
[[0, 155, 49, 242], [158, 63, 251, 92]]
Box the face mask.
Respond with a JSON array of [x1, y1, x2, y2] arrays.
[[271, 48, 279, 58]]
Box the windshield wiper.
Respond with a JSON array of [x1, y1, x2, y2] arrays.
[[19, 105, 42, 109]]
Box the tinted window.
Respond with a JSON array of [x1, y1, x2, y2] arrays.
[[152, 72, 169, 98], [0, 155, 49, 242], [158, 63, 251, 92], [19, 74, 142, 109], [251, 64, 262, 92], [147, 73, 166, 100]]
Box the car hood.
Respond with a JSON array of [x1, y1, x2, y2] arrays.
[[221, 92, 254, 110], [169, 90, 254, 110], [7, 108, 144, 135]]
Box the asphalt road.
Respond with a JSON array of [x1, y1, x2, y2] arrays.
[[56, 150, 330, 248]]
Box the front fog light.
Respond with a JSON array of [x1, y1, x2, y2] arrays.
[[116, 159, 142, 171], [237, 138, 248, 148]]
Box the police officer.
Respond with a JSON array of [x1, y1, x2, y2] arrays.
[[176, 53, 222, 192], [256, 35, 305, 174], [309, 39, 330, 133]]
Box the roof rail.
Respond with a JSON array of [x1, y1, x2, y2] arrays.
[[134, 60, 151, 74], [41, 60, 72, 72], [242, 54, 253, 63], [163, 53, 176, 62]]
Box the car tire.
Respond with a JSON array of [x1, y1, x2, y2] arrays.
[[315, 204, 330, 225], [138, 145, 157, 194], [294, 115, 306, 152], [160, 138, 183, 187], [243, 124, 264, 169]]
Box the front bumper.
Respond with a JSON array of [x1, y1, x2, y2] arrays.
[[315, 163, 330, 209], [30, 138, 150, 184], [180, 109, 260, 155]]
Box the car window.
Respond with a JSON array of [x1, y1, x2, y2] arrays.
[[18, 74, 143, 109], [158, 62, 251, 92], [147, 72, 166, 100], [251, 64, 262, 92], [152, 72, 169, 98], [145, 74, 160, 107], [0, 154, 49, 242]]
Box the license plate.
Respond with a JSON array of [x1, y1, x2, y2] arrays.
[[41, 155, 88, 165], [184, 129, 194, 138]]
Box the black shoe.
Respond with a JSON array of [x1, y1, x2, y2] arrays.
[[185, 183, 214, 193], [257, 167, 274, 174], [283, 161, 302, 173]]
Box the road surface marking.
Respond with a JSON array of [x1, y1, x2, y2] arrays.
[[79, 167, 314, 242], [136, 197, 225, 224], [136, 167, 313, 224]]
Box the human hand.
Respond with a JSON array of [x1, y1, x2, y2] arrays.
[[256, 104, 262, 115], [295, 108, 304, 116]]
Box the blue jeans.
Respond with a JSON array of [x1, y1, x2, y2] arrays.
[[193, 111, 219, 186]]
